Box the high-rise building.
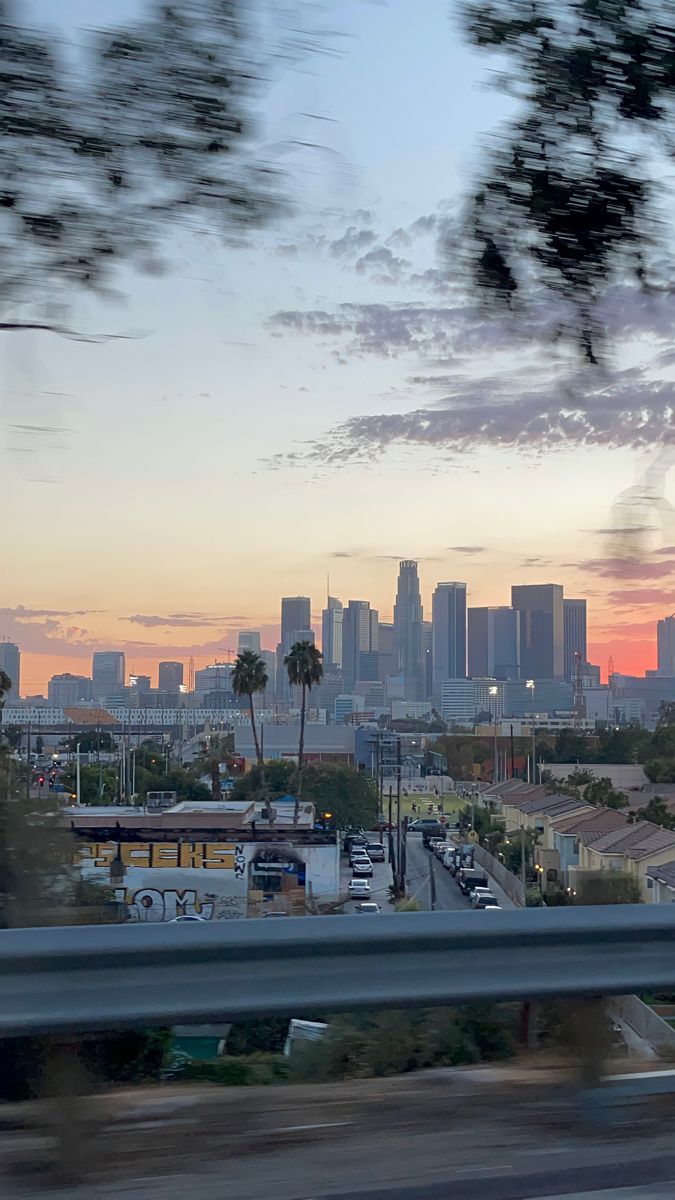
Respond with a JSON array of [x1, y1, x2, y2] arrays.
[[393, 560, 424, 699], [0, 642, 20, 701], [92, 651, 125, 700], [281, 597, 311, 646], [422, 620, 433, 698], [158, 661, 184, 691], [342, 601, 379, 693], [277, 597, 312, 701], [657, 614, 675, 676], [377, 622, 397, 682], [563, 599, 588, 682], [511, 584, 564, 680], [322, 596, 343, 669], [468, 607, 520, 680], [47, 673, 92, 707], [237, 631, 261, 655], [432, 582, 467, 694]]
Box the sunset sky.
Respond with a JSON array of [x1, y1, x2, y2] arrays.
[[3, 0, 674, 696]]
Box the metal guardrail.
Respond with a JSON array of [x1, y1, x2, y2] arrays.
[[2, 905, 675, 1036]]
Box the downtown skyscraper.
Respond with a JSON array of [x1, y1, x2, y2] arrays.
[[322, 595, 343, 669], [393, 560, 424, 699], [511, 584, 564, 680], [432, 582, 467, 695]]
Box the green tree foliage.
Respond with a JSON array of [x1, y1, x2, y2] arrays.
[[0, 0, 319, 327], [462, 0, 675, 362], [284, 640, 324, 772], [291, 1005, 517, 1082], [575, 871, 642, 905], [585, 776, 629, 810], [231, 759, 296, 800], [231, 650, 268, 765], [226, 1018, 289, 1056], [64, 730, 114, 754], [635, 795, 675, 830], [300, 764, 378, 830]]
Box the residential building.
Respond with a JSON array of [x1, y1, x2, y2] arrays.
[[577, 822, 675, 901], [342, 601, 379, 693], [237, 632, 261, 654], [647, 860, 675, 903], [550, 808, 627, 887], [468, 606, 520, 680], [432, 582, 467, 694], [657, 615, 675, 676], [92, 651, 125, 700], [511, 584, 564, 680], [393, 560, 424, 699], [563, 599, 588, 682], [321, 596, 343, 669], [0, 641, 20, 700], [47, 673, 92, 707]]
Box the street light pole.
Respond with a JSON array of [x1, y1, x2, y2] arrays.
[[76, 742, 81, 806], [489, 686, 499, 785], [526, 680, 536, 783]]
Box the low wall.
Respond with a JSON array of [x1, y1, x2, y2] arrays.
[[610, 994, 675, 1054], [473, 845, 525, 907]]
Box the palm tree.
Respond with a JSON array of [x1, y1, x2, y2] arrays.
[[284, 641, 323, 818], [231, 650, 268, 767]]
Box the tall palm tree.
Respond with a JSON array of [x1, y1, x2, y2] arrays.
[[231, 650, 268, 767], [284, 641, 323, 819]]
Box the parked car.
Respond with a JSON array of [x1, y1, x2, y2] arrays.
[[470, 887, 496, 908], [408, 818, 444, 833], [478, 900, 501, 910], [365, 842, 385, 862], [352, 856, 373, 876], [348, 878, 371, 896], [458, 869, 489, 895], [349, 847, 371, 866], [354, 901, 380, 913], [344, 833, 367, 853]]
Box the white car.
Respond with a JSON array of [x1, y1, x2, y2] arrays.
[[348, 878, 371, 896], [354, 901, 380, 914], [350, 847, 370, 865], [470, 887, 495, 907], [352, 856, 373, 876]]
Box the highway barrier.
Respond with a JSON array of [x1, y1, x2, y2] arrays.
[[2, 905, 675, 1036]]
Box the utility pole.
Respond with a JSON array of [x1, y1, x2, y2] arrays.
[[76, 742, 81, 806], [388, 784, 395, 875], [396, 735, 402, 895], [25, 721, 31, 802], [510, 724, 515, 780]]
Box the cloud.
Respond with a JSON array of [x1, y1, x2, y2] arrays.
[[329, 226, 377, 258], [579, 557, 675, 580], [354, 246, 411, 285], [448, 545, 486, 555], [607, 587, 675, 607], [125, 614, 234, 629]]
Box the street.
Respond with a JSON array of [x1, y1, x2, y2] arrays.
[[405, 833, 472, 911]]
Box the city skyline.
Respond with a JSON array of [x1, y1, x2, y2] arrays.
[[3, 2, 673, 698], [3, 557, 670, 696]]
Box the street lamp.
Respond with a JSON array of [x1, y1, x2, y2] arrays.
[[489, 686, 499, 784], [526, 680, 536, 783]]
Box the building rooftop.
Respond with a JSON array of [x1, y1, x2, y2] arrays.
[[550, 807, 624, 837], [586, 821, 675, 860], [516, 793, 589, 817], [647, 860, 675, 889]]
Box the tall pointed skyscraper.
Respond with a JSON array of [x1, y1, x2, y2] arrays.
[[322, 595, 343, 669], [393, 560, 424, 699]]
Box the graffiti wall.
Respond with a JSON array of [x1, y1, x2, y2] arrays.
[[77, 840, 339, 921]]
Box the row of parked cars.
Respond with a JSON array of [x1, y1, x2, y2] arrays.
[[343, 832, 387, 912], [427, 838, 502, 909]]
